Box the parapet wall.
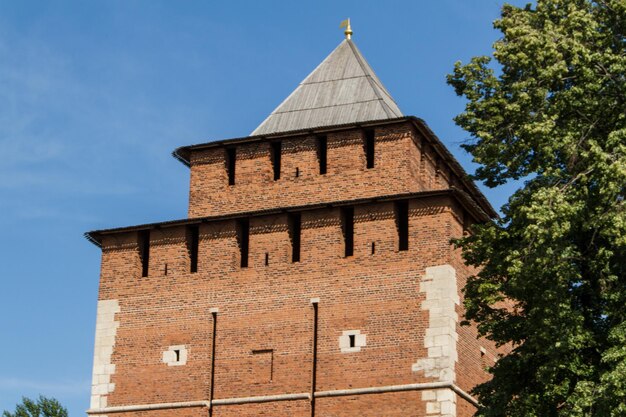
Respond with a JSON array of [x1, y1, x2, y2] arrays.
[[186, 121, 455, 218]]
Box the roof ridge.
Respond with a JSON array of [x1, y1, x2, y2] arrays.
[[346, 40, 395, 119], [346, 40, 401, 114], [250, 42, 348, 135], [365, 74, 401, 111]]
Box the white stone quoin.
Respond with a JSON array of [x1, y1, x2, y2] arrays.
[[90, 299, 120, 410], [412, 265, 460, 417]]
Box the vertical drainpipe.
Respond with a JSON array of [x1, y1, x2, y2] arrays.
[[310, 298, 319, 417], [208, 308, 219, 417]]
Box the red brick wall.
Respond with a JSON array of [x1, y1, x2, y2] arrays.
[[186, 122, 451, 218], [95, 195, 489, 415], [315, 392, 430, 417]]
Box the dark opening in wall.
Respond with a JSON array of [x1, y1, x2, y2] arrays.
[[164, 263, 168, 276], [371, 242, 376, 255], [174, 349, 180, 362], [265, 252, 269, 266], [316, 135, 327, 175], [237, 219, 250, 268], [226, 148, 236, 185], [187, 225, 200, 273], [138, 230, 150, 277], [271, 141, 282, 180], [349, 334, 356, 348], [341, 207, 354, 257], [462, 209, 473, 235], [364, 129, 375, 169], [288, 212, 301, 263], [395, 200, 409, 251], [295, 167, 300, 178]]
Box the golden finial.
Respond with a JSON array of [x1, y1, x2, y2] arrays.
[[339, 18, 353, 40]]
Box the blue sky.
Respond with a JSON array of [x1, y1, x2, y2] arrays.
[[0, 1, 524, 415]]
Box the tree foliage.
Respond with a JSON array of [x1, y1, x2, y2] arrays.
[[448, 0, 626, 415], [2, 396, 68, 417]]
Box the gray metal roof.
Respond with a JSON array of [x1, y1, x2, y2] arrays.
[[251, 39, 403, 135]]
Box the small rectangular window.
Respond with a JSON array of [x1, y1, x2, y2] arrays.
[[288, 212, 301, 263], [271, 141, 281, 180], [341, 207, 354, 257], [226, 148, 236, 185], [237, 219, 249, 268], [138, 230, 150, 277], [316, 135, 327, 175], [187, 225, 199, 273], [349, 334, 356, 348], [364, 129, 375, 169], [395, 201, 409, 251]]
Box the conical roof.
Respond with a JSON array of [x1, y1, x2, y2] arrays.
[[251, 39, 403, 135]]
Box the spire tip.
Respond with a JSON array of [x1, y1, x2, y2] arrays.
[[339, 18, 353, 40]]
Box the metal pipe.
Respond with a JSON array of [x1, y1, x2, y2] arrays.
[[310, 299, 319, 417], [208, 309, 218, 416], [315, 381, 451, 398], [212, 393, 310, 405], [86, 401, 210, 414]]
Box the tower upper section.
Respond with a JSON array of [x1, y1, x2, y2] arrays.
[[172, 38, 493, 219], [175, 117, 494, 219]]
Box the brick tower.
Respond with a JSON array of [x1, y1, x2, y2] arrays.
[[86, 29, 499, 417]]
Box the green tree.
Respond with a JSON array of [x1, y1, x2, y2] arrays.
[[2, 396, 68, 417], [447, 0, 626, 415]]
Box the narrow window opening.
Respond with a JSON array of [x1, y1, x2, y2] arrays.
[[187, 225, 199, 273], [316, 135, 327, 175], [349, 334, 356, 348], [371, 242, 376, 255], [395, 201, 409, 251], [226, 148, 236, 185], [237, 219, 249, 268], [265, 252, 269, 266], [164, 263, 168, 276], [364, 129, 375, 169], [289, 212, 301, 263], [174, 349, 180, 362], [462, 210, 473, 236], [295, 167, 300, 178], [341, 207, 354, 257], [139, 230, 150, 277], [271, 141, 282, 180]]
